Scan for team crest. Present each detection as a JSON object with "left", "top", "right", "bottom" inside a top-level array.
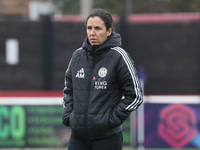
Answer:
[{"left": 98, "top": 67, "right": 107, "bottom": 78}]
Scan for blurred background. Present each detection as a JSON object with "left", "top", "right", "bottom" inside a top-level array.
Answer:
[{"left": 0, "top": 0, "right": 200, "bottom": 150}]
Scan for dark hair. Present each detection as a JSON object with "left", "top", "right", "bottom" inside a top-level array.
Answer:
[{"left": 86, "top": 8, "right": 113, "bottom": 31}]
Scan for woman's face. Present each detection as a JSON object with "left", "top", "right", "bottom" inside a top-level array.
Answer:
[{"left": 87, "top": 16, "right": 112, "bottom": 45}]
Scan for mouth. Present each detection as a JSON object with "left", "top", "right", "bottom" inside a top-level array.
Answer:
[
  {"left": 90, "top": 38, "right": 97, "bottom": 41},
  {"left": 90, "top": 39, "right": 98, "bottom": 44}
]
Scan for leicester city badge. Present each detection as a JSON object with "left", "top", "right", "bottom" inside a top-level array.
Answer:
[{"left": 98, "top": 67, "right": 107, "bottom": 78}]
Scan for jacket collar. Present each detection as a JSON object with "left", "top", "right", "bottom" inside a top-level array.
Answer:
[{"left": 82, "top": 32, "right": 122, "bottom": 56}]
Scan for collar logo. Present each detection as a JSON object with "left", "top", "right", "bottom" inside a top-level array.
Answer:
[
  {"left": 98, "top": 67, "right": 107, "bottom": 78},
  {"left": 76, "top": 68, "right": 85, "bottom": 78}
]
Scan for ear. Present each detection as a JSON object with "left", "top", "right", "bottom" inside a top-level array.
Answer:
[{"left": 107, "top": 28, "right": 112, "bottom": 36}]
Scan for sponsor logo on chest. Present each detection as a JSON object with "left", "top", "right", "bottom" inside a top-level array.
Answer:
[{"left": 94, "top": 81, "right": 107, "bottom": 89}]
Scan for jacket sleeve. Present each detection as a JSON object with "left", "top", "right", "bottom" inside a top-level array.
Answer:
[
  {"left": 110, "top": 48, "right": 143, "bottom": 127},
  {"left": 62, "top": 58, "right": 73, "bottom": 126}
]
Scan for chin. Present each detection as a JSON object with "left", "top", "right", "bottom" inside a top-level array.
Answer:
[{"left": 91, "top": 43, "right": 99, "bottom": 45}]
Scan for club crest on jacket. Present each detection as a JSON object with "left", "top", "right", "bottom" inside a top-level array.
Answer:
[{"left": 98, "top": 67, "right": 107, "bottom": 78}]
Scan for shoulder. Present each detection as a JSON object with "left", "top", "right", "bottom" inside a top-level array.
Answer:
[
  {"left": 110, "top": 46, "right": 129, "bottom": 59},
  {"left": 74, "top": 47, "right": 84, "bottom": 54},
  {"left": 110, "top": 46, "right": 134, "bottom": 67},
  {"left": 72, "top": 47, "right": 85, "bottom": 58}
]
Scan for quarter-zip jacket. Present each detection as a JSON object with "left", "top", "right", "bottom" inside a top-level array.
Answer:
[{"left": 62, "top": 32, "right": 143, "bottom": 139}]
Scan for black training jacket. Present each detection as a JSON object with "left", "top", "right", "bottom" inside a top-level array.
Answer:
[{"left": 62, "top": 32, "right": 143, "bottom": 139}]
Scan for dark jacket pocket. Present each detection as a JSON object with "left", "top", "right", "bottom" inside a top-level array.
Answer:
[
  {"left": 62, "top": 108, "right": 70, "bottom": 126},
  {"left": 109, "top": 111, "right": 122, "bottom": 127}
]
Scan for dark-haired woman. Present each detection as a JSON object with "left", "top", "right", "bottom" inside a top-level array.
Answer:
[{"left": 62, "top": 8, "right": 143, "bottom": 150}]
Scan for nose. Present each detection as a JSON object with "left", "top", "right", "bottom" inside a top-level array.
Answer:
[{"left": 90, "top": 29, "right": 95, "bottom": 36}]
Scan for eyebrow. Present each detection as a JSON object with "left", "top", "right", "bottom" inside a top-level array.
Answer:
[{"left": 87, "top": 25, "right": 102, "bottom": 28}]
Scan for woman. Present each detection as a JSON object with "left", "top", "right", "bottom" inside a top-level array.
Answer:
[{"left": 62, "top": 8, "right": 143, "bottom": 150}]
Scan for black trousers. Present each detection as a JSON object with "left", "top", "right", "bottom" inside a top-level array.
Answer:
[{"left": 67, "top": 132, "right": 123, "bottom": 150}]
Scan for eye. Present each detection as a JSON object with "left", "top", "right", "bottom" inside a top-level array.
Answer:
[
  {"left": 95, "top": 26, "right": 101, "bottom": 30},
  {"left": 87, "top": 26, "right": 92, "bottom": 30}
]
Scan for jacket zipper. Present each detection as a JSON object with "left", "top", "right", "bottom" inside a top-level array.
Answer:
[{"left": 85, "top": 57, "right": 96, "bottom": 139}]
